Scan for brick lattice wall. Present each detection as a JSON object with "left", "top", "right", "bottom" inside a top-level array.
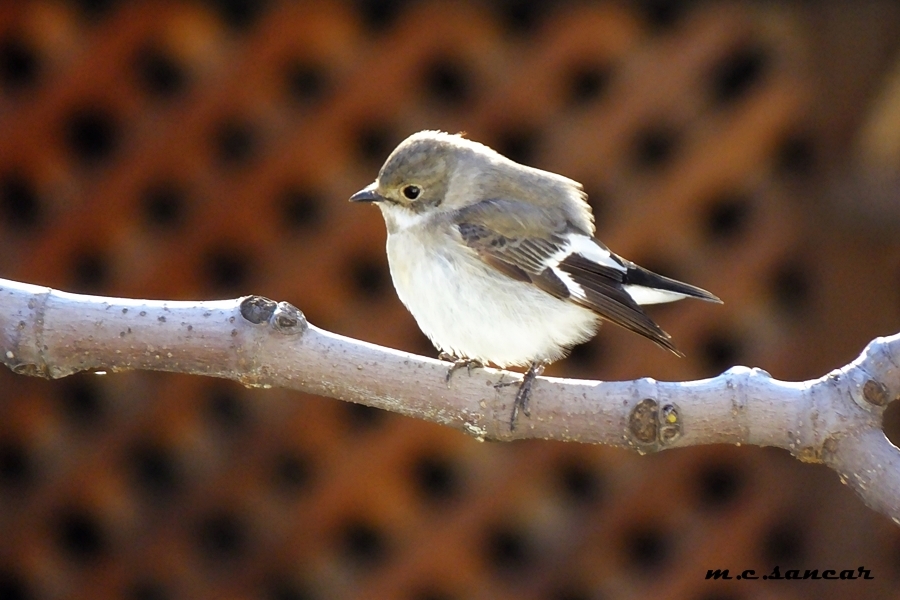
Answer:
[{"left": 2, "top": 2, "right": 900, "bottom": 599}]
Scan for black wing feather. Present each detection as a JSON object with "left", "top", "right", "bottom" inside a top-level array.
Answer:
[{"left": 557, "top": 253, "right": 681, "bottom": 354}]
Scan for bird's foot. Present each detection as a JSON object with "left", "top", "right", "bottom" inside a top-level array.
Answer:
[
  {"left": 507, "top": 362, "right": 545, "bottom": 431},
  {"left": 439, "top": 353, "right": 484, "bottom": 384}
]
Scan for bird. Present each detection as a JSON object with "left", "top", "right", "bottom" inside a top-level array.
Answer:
[{"left": 350, "top": 130, "right": 721, "bottom": 429}]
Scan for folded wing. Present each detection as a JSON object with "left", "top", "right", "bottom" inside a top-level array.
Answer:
[{"left": 455, "top": 199, "right": 720, "bottom": 355}]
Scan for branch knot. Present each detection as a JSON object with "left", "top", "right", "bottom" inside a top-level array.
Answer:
[
  {"left": 239, "top": 296, "right": 307, "bottom": 335},
  {"left": 863, "top": 379, "right": 890, "bottom": 407},
  {"left": 240, "top": 296, "right": 277, "bottom": 324},
  {"left": 272, "top": 302, "right": 307, "bottom": 335},
  {"left": 628, "top": 398, "right": 683, "bottom": 452}
]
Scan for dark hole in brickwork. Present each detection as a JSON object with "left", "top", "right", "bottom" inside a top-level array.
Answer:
[
  {"left": 556, "top": 456, "right": 604, "bottom": 504},
  {"left": 484, "top": 524, "right": 533, "bottom": 574},
  {"left": 342, "top": 402, "right": 388, "bottom": 432},
  {"left": 214, "top": 118, "right": 258, "bottom": 167},
  {"left": 775, "top": 133, "right": 815, "bottom": 177},
  {"left": 632, "top": 124, "right": 680, "bottom": 172},
  {"left": 761, "top": 519, "right": 806, "bottom": 564},
  {"left": 703, "top": 191, "right": 753, "bottom": 244},
  {"left": 59, "top": 376, "right": 106, "bottom": 427},
  {"left": 129, "top": 441, "right": 182, "bottom": 497},
  {"left": 272, "top": 450, "right": 314, "bottom": 494},
  {"left": 0, "top": 442, "right": 33, "bottom": 489},
  {"left": 494, "top": 127, "right": 541, "bottom": 166},
  {"left": 55, "top": 507, "right": 109, "bottom": 563},
  {"left": 565, "top": 62, "right": 612, "bottom": 107},
  {"left": 421, "top": 55, "right": 472, "bottom": 107},
  {"left": 700, "top": 330, "right": 743, "bottom": 374},
  {"left": 623, "top": 525, "right": 670, "bottom": 570},
  {"left": 279, "top": 186, "right": 324, "bottom": 231},
  {"left": 769, "top": 260, "right": 812, "bottom": 316},
  {"left": 206, "top": 386, "right": 250, "bottom": 431},
  {"left": 0, "top": 569, "right": 33, "bottom": 600},
  {"left": 339, "top": 518, "right": 389, "bottom": 567},
  {"left": 349, "top": 255, "right": 389, "bottom": 299},
  {"left": 695, "top": 461, "right": 744, "bottom": 509},
  {"left": 355, "top": 124, "right": 398, "bottom": 166},
  {"left": 196, "top": 510, "right": 249, "bottom": 561},
  {"left": 0, "top": 172, "right": 42, "bottom": 230},
  {"left": 411, "top": 452, "right": 461, "bottom": 503},
  {"left": 710, "top": 44, "right": 769, "bottom": 106},
  {"left": 203, "top": 244, "right": 253, "bottom": 292},
  {"left": 141, "top": 179, "right": 188, "bottom": 230},
  {"left": 205, "top": 0, "right": 269, "bottom": 30},
  {"left": 64, "top": 105, "right": 120, "bottom": 166},
  {"left": 284, "top": 60, "right": 329, "bottom": 105},
  {"left": 355, "top": 0, "right": 409, "bottom": 31},
  {"left": 0, "top": 34, "right": 41, "bottom": 91},
  {"left": 134, "top": 44, "right": 188, "bottom": 99},
  {"left": 127, "top": 579, "right": 170, "bottom": 600}
]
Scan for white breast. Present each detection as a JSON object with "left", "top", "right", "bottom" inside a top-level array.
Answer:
[{"left": 385, "top": 227, "right": 599, "bottom": 368}]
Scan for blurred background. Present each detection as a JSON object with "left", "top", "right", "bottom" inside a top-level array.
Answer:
[{"left": 2, "top": 1, "right": 900, "bottom": 599}]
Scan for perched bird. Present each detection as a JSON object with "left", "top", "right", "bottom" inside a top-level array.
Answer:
[{"left": 350, "top": 130, "right": 720, "bottom": 429}]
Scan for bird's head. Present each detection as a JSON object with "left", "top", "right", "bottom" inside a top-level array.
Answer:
[{"left": 350, "top": 131, "right": 485, "bottom": 229}]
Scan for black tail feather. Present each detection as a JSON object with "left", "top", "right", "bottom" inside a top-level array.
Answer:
[{"left": 623, "top": 262, "right": 722, "bottom": 303}]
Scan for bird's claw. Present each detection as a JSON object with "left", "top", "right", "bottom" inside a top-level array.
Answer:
[
  {"left": 493, "top": 377, "right": 514, "bottom": 389},
  {"left": 440, "top": 353, "right": 484, "bottom": 384},
  {"left": 507, "top": 363, "right": 545, "bottom": 431}
]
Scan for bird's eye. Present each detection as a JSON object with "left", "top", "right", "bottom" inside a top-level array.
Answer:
[{"left": 402, "top": 185, "right": 421, "bottom": 200}]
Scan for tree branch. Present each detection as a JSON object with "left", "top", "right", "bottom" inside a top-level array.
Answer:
[{"left": 2, "top": 277, "right": 899, "bottom": 522}]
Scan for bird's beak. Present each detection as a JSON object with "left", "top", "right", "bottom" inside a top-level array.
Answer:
[{"left": 349, "top": 182, "right": 385, "bottom": 203}]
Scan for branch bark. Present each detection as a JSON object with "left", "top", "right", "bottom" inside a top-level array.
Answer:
[{"left": 2, "top": 277, "right": 899, "bottom": 522}]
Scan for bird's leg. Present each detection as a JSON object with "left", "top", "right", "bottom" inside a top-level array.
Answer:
[
  {"left": 509, "top": 362, "right": 545, "bottom": 431},
  {"left": 439, "top": 352, "right": 484, "bottom": 384}
]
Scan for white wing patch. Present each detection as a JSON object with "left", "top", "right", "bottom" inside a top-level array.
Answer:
[
  {"left": 550, "top": 266, "right": 586, "bottom": 300},
  {"left": 623, "top": 285, "right": 690, "bottom": 305},
  {"left": 562, "top": 234, "right": 624, "bottom": 270},
  {"left": 546, "top": 234, "right": 623, "bottom": 269}
]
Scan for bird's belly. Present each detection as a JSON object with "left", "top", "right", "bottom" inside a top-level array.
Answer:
[{"left": 386, "top": 233, "right": 598, "bottom": 367}]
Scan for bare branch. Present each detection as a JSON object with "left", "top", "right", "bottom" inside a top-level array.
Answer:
[{"left": 1, "top": 277, "right": 899, "bottom": 522}]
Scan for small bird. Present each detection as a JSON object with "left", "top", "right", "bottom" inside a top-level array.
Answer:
[{"left": 350, "top": 130, "right": 720, "bottom": 429}]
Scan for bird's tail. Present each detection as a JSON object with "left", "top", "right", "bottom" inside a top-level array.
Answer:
[{"left": 622, "top": 261, "right": 722, "bottom": 305}]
